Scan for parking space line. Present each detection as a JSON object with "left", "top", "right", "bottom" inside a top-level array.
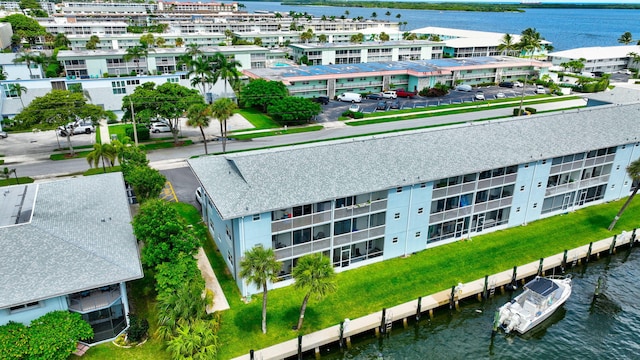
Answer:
[{"left": 160, "top": 180, "right": 178, "bottom": 202}]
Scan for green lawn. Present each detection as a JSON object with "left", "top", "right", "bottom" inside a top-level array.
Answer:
[
  {"left": 77, "top": 196, "right": 640, "bottom": 360},
  {"left": 235, "top": 108, "right": 279, "bottom": 130},
  {"left": 0, "top": 177, "right": 34, "bottom": 186}
]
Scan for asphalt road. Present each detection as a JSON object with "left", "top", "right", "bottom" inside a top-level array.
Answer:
[{"left": 2, "top": 97, "right": 587, "bottom": 180}]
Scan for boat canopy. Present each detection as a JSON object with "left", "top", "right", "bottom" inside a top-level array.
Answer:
[{"left": 524, "top": 277, "right": 559, "bottom": 297}]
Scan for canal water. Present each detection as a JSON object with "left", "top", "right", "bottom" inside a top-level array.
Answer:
[
  {"left": 316, "top": 247, "right": 640, "bottom": 359},
  {"left": 241, "top": 2, "right": 640, "bottom": 51}
]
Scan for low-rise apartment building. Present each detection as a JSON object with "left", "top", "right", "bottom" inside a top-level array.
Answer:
[
  {"left": 547, "top": 45, "right": 640, "bottom": 73},
  {"left": 189, "top": 103, "right": 640, "bottom": 296},
  {"left": 244, "top": 56, "right": 549, "bottom": 99},
  {"left": 0, "top": 173, "right": 143, "bottom": 344}
]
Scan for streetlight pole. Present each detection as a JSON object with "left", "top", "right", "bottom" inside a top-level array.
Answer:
[{"left": 129, "top": 98, "right": 139, "bottom": 146}]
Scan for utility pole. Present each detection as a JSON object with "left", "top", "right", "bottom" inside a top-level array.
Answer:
[{"left": 129, "top": 98, "right": 139, "bottom": 146}]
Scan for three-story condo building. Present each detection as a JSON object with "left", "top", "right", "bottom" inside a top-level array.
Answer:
[{"left": 189, "top": 104, "right": 640, "bottom": 296}]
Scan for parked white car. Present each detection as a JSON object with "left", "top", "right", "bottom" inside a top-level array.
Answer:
[
  {"left": 513, "top": 81, "right": 524, "bottom": 88},
  {"left": 382, "top": 90, "right": 397, "bottom": 99},
  {"left": 150, "top": 122, "right": 171, "bottom": 133},
  {"left": 536, "top": 85, "right": 546, "bottom": 94},
  {"left": 348, "top": 104, "right": 361, "bottom": 112},
  {"left": 57, "top": 119, "right": 95, "bottom": 137},
  {"left": 474, "top": 91, "right": 485, "bottom": 100}
]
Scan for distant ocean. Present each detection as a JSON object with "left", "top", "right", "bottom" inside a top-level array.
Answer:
[{"left": 240, "top": 2, "right": 640, "bottom": 51}]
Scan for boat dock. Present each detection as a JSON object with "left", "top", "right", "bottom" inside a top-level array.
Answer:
[{"left": 233, "top": 229, "right": 637, "bottom": 360}]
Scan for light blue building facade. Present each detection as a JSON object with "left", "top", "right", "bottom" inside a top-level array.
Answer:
[{"left": 189, "top": 104, "right": 640, "bottom": 296}]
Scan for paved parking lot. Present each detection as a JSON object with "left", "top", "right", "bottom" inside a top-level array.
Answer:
[{"left": 315, "top": 85, "right": 541, "bottom": 121}]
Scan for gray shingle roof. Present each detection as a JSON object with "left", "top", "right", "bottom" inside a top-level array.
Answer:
[
  {"left": 0, "top": 173, "right": 143, "bottom": 309},
  {"left": 189, "top": 103, "right": 640, "bottom": 220}
]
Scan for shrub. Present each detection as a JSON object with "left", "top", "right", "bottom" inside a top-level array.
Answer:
[
  {"left": 513, "top": 109, "right": 526, "bottom": 116},
  {"left": 126, "top": 314, "right": 149, "bottom": 343},
  {"left": 422, "top": 87, "right": 447, "bottom": 97},
  {"left": 125, "top": 125, "right": 150, "bottom": 141},
  {"left": 352, "top": 111, "right": 364, "bottom": 119},
  {"left": 524, "top": 107, "right": 537, "bottom": 114}
]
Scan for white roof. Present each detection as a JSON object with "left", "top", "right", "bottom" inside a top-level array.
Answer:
[{"left": 548, "top": 45, "right": 640, "bottom": 60}]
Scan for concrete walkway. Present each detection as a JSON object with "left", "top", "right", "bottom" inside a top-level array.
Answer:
[
  {"left": 196, "top": 247, "right": 230, "bottom": 313},
  {"left": 99, "top": 121, "right": 111, "bottom": 144}
]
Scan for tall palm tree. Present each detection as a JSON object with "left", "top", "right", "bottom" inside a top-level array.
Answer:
[
  {"left": 175, "top": 37, "right": 184, "bottom": 48},
  {"left": 8, "top": 83, "right": 27, "bottom": 109},
  {"left": 292, "top": 253, "right": 336, "bottom": 330},
  {"left": 186, "top": 103, "right": 211, "bottom": 154},
  {"left": 212, "top": 52, "right": 241, "bottom": 98},
  {"left": 86, "top": 143, "right": 117, "bottom": 173},
  {"left": 239, "top": 245, "right": 281, "bottom": 334},
  {"left": 497, "top": 33, "right": 517, "bottom": 56},
  {"left": 124, "top": 44, "right": 152, "bottom": 74},
  {"left": 185, "top": 43, "right": 203, "bottom": 58},
  {"left": 371, "top": 12, "right": 377, "bottom": 19},
  {"left": 628, "top": 52, "right": 640, "bottom": 72},
  {"left": 13, "top": 52, "right": 42, "bottom": 78},
  {"left": 300, "top": 29, "right": 313, "bottom": 44},
  {"left": 608, "top": 158, "right": 640, "bottom": 230},
  {"left": 516, "top": 28, "right": 543, "bottom": 116},
  {"left": 187, "top": 56, "right": 214, "bottom": 99},
  {"left": 618, "top": 31, "right": 633, "bottom": 45},
  {"left": 210, "top": 97, "right": 237, "bottom": 153},
  {"left": 54, "top": 33, "right": 70, "bottom": 48}
]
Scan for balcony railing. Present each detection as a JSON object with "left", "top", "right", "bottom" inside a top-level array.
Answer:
[{"left": 68, "top": 285, "right": 121, "bottom": 313}]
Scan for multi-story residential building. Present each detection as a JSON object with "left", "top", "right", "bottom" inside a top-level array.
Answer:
[
  {"left": 40, "top": 19, "right": 129, "bottom": 37},
  {"left": 243, "top": 56, "right": 549, "bottom": 99},
  {"left": 0, "top": 173, "right": 143, "bottom": 344},
  {"left": 289, "top": 40, "right": 443, "bottom": 66},
  {"left": 156, "top": 1, "right": 238, "bottom": 13},
  {"left": 56, "top": 46, "right": 280, "bottom": 77},
  {"left": 0, "top": 73, "right": 193, "bottom": 118},
  {"left": 411, "top": 27, "right": 552, "bottom": 58},
  {"left": 547, "top": 45, "right": 639, "bottom": 74},
  {"left": 58, "top": 1, "right": 157, "bottom": 15},
  {"left": 188, "top": 103, "right": 640, "bottom": 296}
]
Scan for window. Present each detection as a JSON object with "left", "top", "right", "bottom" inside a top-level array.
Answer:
[
  {"left": 394, "top": 213, "right": 400, "bottom": 219},
  {"left": 111, "top": 80, "right": 126, "bottom": 95},
  {"left": 252, "top": 214, "right": 260, "bottom": 221},
  {"left": 10, "top": 301, "right": 40, "bottom": 313},
  {"left": 420, "top": 183, "right": 427, "bottom": 188}
]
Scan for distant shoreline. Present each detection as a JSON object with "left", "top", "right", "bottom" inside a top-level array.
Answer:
[{"left": 276, "top": 1, "right": 640, "bottom": 12}]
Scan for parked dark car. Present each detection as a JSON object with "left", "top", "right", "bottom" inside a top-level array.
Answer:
[
  {"left": 389, "top": 100, "right": 401, "bottom": 109},
  {"left": 376, "top": 101, "right": 388, "bottom": 110},
  {"left": 499, "top": 81, "right": 514, "bottom": 88},
  {"left": 311, "top": 96, "right": 330, "bottom": 105},
  {"left": 367, "top": 93, "right": 384, "bottom": 100}
]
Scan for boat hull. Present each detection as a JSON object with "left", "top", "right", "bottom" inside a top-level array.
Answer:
[{"left": 498, "top": 275, "right": 572, "bottom": 334}]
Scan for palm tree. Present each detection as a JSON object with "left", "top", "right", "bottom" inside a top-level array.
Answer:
[
  {"left": 8, "top": 83, "right": 27, "bottom": 109},
  {"left": 124, "top": 44, "right": 152, "bottom": 74},
  {"left": 13, "top": 52, "right": 42, "bottom": 78},
  {"left": 212, "top": 52, "right": 241, "bottom": 98},
  {"left": 516, "top": 28, "right": 543, "bottom": 116},
  {"left": 210, "top": 97, "right": 237, "bottom": 153},
  {"left": 86, "top": 35, "right": 100, "bottom": 50},
  {"left": 379, "top": 32, "right": 390, "bottom": 42},
  {"left": 167, "top": 319, "right": 219, "bottom": 359},
  {"left": 187, "top": 56, "right": 214, "bottom": 99},
  {"left": 86, "top": 143, "right": 117, "bottom": 173},
  {"left": 175, "top": 37, "right": 184, "bottom": 48},
  {"left": 628, "top": 52, "right": 640, "bottom": 72},
  {"left": 608, "top": 158, "right": 640, "bottom": 231},
  {"left": 371, "top": 12, "right": 377, "bottom": 19},
  {"left": 618, "top": 31, "right": 633, "bottom": 45},
  {"left": 385, "top": 11, "right": 391, "bottom": 20},
  {"left": 54, "top": 33, "right": 70, "bottom": 48},
  {"left": 318, "top": 34, "right": 328, "bottom": 44},
  {"left": 185, "top": 43, "right": 203, "bottom": 58},
  {"left": 497, "top": 33, "right": 517, "bottom": 56},
  {"left": 300, "top": 29, "right": 313, "bottom": 44},
  {"left": 186, "top": 103, "right": 211, "bottom": 154},
  {"left": 292, "top": 253, "right": 336, "bottom": 330},
  {"left": 239, "top": 245, "right": 281, "bottom": 334}
]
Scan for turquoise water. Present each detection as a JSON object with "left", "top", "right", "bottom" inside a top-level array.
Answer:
[
  {"left": 315, "top": 248, "right": 640, "bottom": 359},
  {"left": 241, "top": 2, "right": 640, "bottom": 51},
  {"left": 274, "top": 63, "right": 291, "bottom": 67}
]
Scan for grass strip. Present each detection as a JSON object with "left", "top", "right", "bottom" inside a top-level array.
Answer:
[
  {"left": 346, "top": 96, "right": 581, "bottom": 126},
  {"left": 50, "top": 150, "right": 92, "bottom": 160},
  {"left": 215, "top": 198, "right": 640, "bottom": 358},
  {"left": 0, "top": 177, "right": 34, "bottom": 186},
  {"left": 232, "top": 125, "right": 323, "bottom": 140}
]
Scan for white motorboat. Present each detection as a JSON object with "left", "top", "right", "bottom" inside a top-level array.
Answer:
[{"left": 497, "top": 275, "right": 572, "bottom": 334}]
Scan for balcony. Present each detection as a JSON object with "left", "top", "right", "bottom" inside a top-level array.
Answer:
[{"left": 68, "top": 285, "right": 121, "bottom": 313}]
